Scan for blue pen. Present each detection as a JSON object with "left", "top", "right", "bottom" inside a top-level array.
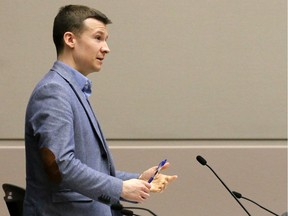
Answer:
[{"left": 148, "top": 159, "right": 167, "bottom": 183}]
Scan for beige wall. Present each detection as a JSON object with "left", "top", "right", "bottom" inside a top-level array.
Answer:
[
  {"left": 0, "top": 0, "right": 286, "bottom": 139},
  {"left": 0, "top": 0, "right": 287, "bottom": 215}
]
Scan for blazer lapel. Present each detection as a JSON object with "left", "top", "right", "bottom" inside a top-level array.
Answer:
[{"left": 53, "top": 65, "right": 108, "bottom": 156}]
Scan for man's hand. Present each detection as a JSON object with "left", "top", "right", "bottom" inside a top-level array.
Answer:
[
  {"left": 139, "top": 162, "right": 178, "bottom": 192},
  {"left": 121, "top": 179, "right": 151, "bottom": 203}
]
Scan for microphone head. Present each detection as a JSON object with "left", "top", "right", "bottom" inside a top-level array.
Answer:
[
  {"left": 232, "top": 191, "right": 242, "bottom": 199},
  {"left": 196, "top": 155, "right": 207, "bottom": 166}
]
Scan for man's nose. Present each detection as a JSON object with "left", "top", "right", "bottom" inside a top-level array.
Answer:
[{"left": 101, "top": 42, "right": 110, "bottom": 54}]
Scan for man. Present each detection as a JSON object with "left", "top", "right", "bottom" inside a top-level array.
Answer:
[{"left": 24, "top": 5, "right": 177, "bottom": 216}]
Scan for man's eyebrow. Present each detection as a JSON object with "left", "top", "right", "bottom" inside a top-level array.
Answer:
[
  {"left": 95, "top": 30, "right": 105, "bottom": 34},
  {"left": 94, "top": 30, "right": 109, "bottom": 39}
]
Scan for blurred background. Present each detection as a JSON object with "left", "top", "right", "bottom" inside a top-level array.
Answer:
[{"left": 0, "top": 0, "right": 286, "bottom": 215}]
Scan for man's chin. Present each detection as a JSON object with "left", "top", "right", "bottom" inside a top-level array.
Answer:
[
  {"left": 94, "top": 66, "right": 102, "bottom": 72},
  {"left": 88, "top": 67, "right": 102, "bottom": 75}
]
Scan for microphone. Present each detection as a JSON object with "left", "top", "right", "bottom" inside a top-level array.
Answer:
[
  {"left": 121, "top": 209, "right": 136, "bottom": 216},
  {"left": 232, "top": 191, "right": 280, "bottom": 216},
  {"left": 111, "top": 203, "right": 157, "bottom": 216},
  {"left": 111, "top": 203, "right": 137, "bottom": 216},
  {"left": 124, "top": 206, "right": 157, "bottom": 216},
  {"left": 196, "top": 155, "right": 251, "bottom": 216}
]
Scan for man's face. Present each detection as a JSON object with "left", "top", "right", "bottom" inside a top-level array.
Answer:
[{"left": 72, "top": 18, "right": 110, "bottom": 76}]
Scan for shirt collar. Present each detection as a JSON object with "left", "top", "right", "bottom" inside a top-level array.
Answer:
[{"left": 57, "top": 61, "right": 92, "bottom": 97}]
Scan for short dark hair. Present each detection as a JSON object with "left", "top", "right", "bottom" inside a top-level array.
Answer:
[{"left": 53, "top": 5, "right": 112, "bottom": 55}]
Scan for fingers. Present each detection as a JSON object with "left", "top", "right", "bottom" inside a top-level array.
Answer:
[
  {"left": 138, "top": 166, "right": 158, "bottom": 181},
  {"left": 150, "top": 174, "right": 178, "bottom": 193},
  {"left": 121, "top": 179, "right": 151, "bottom": 203},
  {"left": 139, "top": 186, "right": 150, "bottom": 202},
  {"left": 156, "top": 181, "right": 166, "bottom": 193},
  {"left": 167, "top": 174, "right": 178, "bottom": 183},
  {"left": 159, "top": 162, "right": 170, "bottom": 171},
  {"left": 162, "top": 175, "right": 178, "bottom": 192},
  {"left": 152, "top": 180, "right": 167, "bottom": 193},
  {"left": 137, "top": 181, "right": 151, "bottom": 202},
  {"left": 139, "top": 162, "right": 172, "bottom": 181},
  {"left": 136, "top": 162, "right": 178, "bottom": 194}
]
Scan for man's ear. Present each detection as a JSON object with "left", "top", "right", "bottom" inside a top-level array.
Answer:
[{"left": 63, "top": 32, "right": 76, "bottom": 49}]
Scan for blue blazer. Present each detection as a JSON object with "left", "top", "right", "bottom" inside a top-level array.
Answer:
[{"left": 24, "top": 61, "right": 138, "bottom": 216}]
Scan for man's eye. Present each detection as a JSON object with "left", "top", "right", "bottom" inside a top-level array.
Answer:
[{"left": 95, "top": 35, "right": 102, "bottom": 40}]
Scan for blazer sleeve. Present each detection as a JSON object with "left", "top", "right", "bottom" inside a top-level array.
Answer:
[{"left": 116, "top": 171, "right": 139, "bottom": 181}]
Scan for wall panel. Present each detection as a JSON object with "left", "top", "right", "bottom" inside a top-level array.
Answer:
[
  {"left": 0, "top": 0, "right": 286, "bottom": 139},
  {"left": 0, "top": 140, "right": 287, "bottom": 216}
]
